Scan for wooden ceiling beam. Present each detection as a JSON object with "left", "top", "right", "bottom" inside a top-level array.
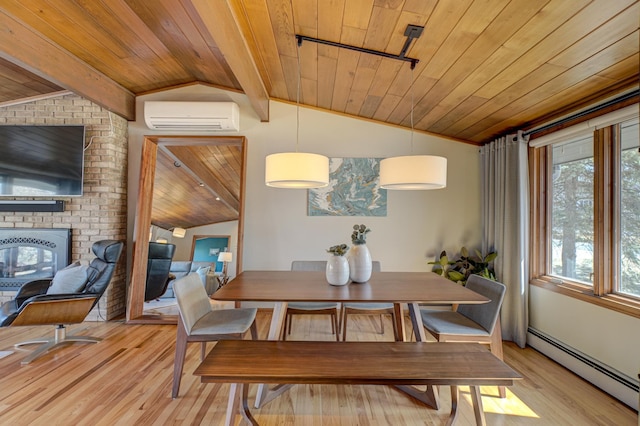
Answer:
[
  {"left": 0, "top": 10, "right": 135, "bottom": 120},
  {"left": 190, "top": 0, "right": 270, "bottom": 122}
]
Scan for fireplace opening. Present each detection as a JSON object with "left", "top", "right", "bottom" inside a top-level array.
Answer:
[{"left": 0, "top": 228, "right": 71, "bottom": 291}]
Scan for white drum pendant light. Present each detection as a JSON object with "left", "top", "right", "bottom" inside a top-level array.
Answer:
[
  {"left": 379, "top": 59, "right": 447, "bottom": 190},
  {"left": 265, "top": 37, "right": 329, "bottom": 189},
  {"left": 265, "top": 152, "right": 329, "bottom": 188},
  {"left": 380, "top": 155, "right": 447, "bottom": 190}
]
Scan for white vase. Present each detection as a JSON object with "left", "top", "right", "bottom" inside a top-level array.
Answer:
[
  {"left": 348, "top": 243, "right": 372, "bottom": 283},
  {"left": 326, "top": 255, "right": 350, "bottom": 286}
]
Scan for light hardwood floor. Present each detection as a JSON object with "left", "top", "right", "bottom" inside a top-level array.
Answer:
[{"left": 0, "top": 311, "right": 636, "bottom": 425}]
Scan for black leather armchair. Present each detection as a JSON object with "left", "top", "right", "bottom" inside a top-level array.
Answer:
[
  {"left": 0, "top": 239, "right": 124, "bottom": 364},
  {"left": 144, "top": 242, "right": 176, "bottom": 301}
]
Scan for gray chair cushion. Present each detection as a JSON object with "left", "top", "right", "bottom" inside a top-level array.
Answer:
[
  {"left": 343, "top": 302, "right": 393, "bottom": 310},
  {"left": 174, "top": 272, "right": 256, "bottom": 336},
  {"left": 420, "top": 275, "right": 507, "bottom": 336},
  {"left": 457, "top": 275, "right": 506, "bottom": 334},
  {"left": 174, "top": 273, "right": 213, "bottom": 333},
  {"left": 190, "top": 307, "right": 257, "bottom": 336},
  {"left": 46, "top": 262, "right": 89, "bottom": 294},
  {"left": 289, "top": 302, "right": 339, "bottom": 310},
  {"left": 420, "top": 309, "right": 490, "bottom": 335}
]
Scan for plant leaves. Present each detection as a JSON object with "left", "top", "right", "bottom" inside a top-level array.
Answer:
[{"left": 448, "top": 270, "right": 465, "bottom": 281}]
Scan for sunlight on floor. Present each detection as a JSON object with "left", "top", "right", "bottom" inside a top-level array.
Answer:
[{"left": 460, "top": 386, "right": 540, "bottom": 419}]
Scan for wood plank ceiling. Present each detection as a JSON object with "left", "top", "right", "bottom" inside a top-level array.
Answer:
[
  {"left": 0, "top": 0, "right": 637, "bottom": 229},
  {"left": 153, "top": 141, "right": 243, "bottom": 230}
]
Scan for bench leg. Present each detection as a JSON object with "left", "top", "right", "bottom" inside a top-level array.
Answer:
[
  {"left": 469, "top": 386, "right": 486, "bottom": 426},
  {"left": 240, "top": 383, "right": 259, "bottom": 425},
  {"left": 394, "top": 384, "right": 440, "bottom": 410},
  {"left": 445, "top": 385, "right": 459, "bottom": 426},
  {"left": 255, "top": 301, "right": 288, "bottom": 408},
  {"left": 226, "top": 383, "right": 259, "bottom": 426}
]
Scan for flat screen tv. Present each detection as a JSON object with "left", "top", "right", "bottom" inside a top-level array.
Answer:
[{"left": 0, "top": 125, "right": 85, "bottom": 197}]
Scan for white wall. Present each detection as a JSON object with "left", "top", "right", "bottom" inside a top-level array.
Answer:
[
  {"left": 529, "top": 285, "right": 640, "bottom": 407},
  {"left": 127, "top": 84, "right": 482, "bottom": 276}
]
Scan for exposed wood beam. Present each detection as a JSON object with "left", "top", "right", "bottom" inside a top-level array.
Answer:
[
  {"left": 190, "top": 0, "right": 270, "bottom": 122},
  {"left": 0, "top": 10, "right": 135, "bottom": 120}
]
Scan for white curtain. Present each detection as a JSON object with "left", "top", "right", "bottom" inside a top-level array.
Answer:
[{"left": 480, "top": 131, "right": 529, "bottom": 348}]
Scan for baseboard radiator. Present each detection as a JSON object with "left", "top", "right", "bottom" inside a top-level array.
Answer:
[{"left": 527, "top": 327, "right": 639, "bottom": 411}]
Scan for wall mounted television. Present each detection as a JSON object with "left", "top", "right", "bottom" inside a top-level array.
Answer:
[{"left": 0, "top": 125, "right": 85, "bottom": 197}]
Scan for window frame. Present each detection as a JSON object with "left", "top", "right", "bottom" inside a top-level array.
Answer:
[{"left": 530, "top": 119, "right": 640, "bottom": 319}]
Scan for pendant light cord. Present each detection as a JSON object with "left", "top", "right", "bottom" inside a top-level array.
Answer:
[
  {"left": 296, "top": 40, "right": 301, "bottom": 153},
  {"left": 410, "top": 65, "right": 415, "bottom": 153}
]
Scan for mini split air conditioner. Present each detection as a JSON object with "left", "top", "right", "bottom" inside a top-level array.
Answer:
[{"left": 144, "top": 101, "right": 240, "bottom": 131}]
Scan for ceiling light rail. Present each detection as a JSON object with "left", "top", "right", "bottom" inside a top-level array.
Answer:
[{"left": 296, "top": 24, "right": 423, "bottom": 69}]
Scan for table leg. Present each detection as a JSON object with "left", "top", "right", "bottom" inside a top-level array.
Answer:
[
  {"left": 393, "top": 303, "right": 405, "bottom": 342},
  {"left": 470, "top": 385, "right": 487, "bottom": 426},
  {"left": 407, "top": 302, "right": 427, "bottom": 342},
  {"left": 254, "top": 301, "right": 289, "bottom": 408},
  {"left": 225, "top": 383, "right": 241, "bottom": 426}
]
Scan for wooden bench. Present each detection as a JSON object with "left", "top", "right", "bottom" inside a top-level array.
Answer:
[{"left": 194, "top": 341, "right": 522, "bottom": 426}]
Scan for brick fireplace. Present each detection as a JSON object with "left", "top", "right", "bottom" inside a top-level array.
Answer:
[{"left": 0, "top": 93, "right": 128, "bottom": 320}]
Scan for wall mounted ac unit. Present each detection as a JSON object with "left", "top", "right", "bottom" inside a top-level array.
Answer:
[{"left": 144, "top": 101, "right": 240, "bottom": 131}]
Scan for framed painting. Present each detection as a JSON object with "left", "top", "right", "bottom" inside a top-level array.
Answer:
[{"left": 308, "top": 157, "right": 387, "bottom": 216}]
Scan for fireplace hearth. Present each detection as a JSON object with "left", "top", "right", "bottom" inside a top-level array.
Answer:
[{"left": 0, "top": 228, "right": 71, "bottom": 291}]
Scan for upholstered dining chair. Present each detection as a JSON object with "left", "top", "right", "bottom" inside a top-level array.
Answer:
[
  {"left": 338, "top": 261, "right": 398, "bottom": 341},
  {"left": 419, "top": 274, "right": 507, "bottom": 397},
  {"left": 283, "top": 261, "right": 340, "bottom": 341},
  {"left": 172, "top": 272, "right": 258, "bottom": 398}
]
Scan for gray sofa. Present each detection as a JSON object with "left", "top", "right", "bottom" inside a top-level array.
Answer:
[{"left": 162, "top": 260, "right": 217, "bottom": 298}]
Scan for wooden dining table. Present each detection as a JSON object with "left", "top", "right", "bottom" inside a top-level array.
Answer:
[{"left": 212, "top": 270, "right": 491, "bottom": 408}]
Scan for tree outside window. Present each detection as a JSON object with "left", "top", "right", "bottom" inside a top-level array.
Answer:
[{"left": 551, "top": 136, "right": 594, "bottom": 284}]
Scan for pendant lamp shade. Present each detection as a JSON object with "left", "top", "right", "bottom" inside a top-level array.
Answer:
[
  {"left": 264, "top": 36, "right": 329, "bottom": 189},
  {"left": 379, "top": 155, "right": 447, "bottom": 190},
  {"left": 265, "top": 152, "right": 329, "bottom": 188},
  {"left": 172, "top": 227, "right": 186, "bottom": 238}
]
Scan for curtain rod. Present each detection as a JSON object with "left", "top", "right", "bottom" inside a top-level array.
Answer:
[{"left": 523, "top": 89, "right": 639, "bottom": 137}]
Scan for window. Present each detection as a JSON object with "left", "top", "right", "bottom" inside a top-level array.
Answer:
[
  {"left": 531, "top": 111, "right": 640, "bottom": 317},
  {"left": 619, "top": 120, "right": 640, "bottom": 298},
  {"left": 551, "top": 135, "right": 594, "bottom": 284}
]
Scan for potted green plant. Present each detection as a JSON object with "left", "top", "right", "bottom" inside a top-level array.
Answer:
[
  {"left": 327, "top": 244, "right": 349, "bottom": 256},
  {"left": 429, "top": 246, "right": 497, "bottom": 284},
  {"left": 351, "top": 224, "right": 371, "bottom": 245},
  {"left": 348, "top": 224, "right": 372, "bottom": 283},
  {"left": 326, "top": 244, "right": 350, "bottom": 286}
]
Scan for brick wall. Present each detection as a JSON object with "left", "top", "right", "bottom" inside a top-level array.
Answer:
[{"left": 0, "top": 93, "right": 128, "bottom": 320}]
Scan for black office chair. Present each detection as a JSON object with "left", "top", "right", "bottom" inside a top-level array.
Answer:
[
  {"left": 0, "top": 240, "right": 124, "bottom": 364},
  {"left": 144, "top": 242, "right": 176, "bottom": 301}
]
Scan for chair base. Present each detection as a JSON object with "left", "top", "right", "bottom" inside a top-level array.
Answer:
[{"left": 15, "top": 324, "right": 101, "bottom": 365}]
